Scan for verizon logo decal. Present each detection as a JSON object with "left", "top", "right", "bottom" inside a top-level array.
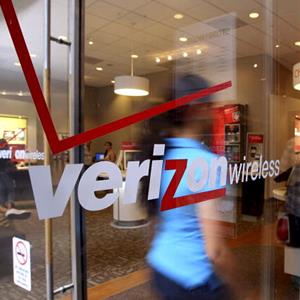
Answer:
[{"left": 28, "top": 144, "right": 279, "bottom": 220}]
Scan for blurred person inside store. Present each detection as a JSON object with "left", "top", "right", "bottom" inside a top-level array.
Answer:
[
  {"left": 0, "top": 139, "right": 31, "bottom": 226},
  {"left": 103, "top": 141, "right": 116, "bottom": 163},
  {"left": 84, "top": 141, "right": 93, "bottom": 166},
  {"left": 140, "top": 74, "right": 248, "bottom": 300},
  {"left": 276, "top": 136, "right": 300, "bottom": 288}
]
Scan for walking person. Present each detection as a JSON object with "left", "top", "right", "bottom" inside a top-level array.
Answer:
[{"left": 140, "top": 74, "right": 247, "bottom": 300}]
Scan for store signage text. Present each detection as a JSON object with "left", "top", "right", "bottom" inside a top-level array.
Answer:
[
  {"left": 28, "top": 144, "right": 280, "bottom": 220},
  {"left": 0, "top": 148, "right": 44, "bottom": 160}
]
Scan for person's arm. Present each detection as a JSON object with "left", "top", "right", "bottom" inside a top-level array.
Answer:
[
  {"left": 110, "top": 151, "right": 116, "bottom": 163},
  {"left": 198, "top": 200, "right": 254, "bottom": 299}
]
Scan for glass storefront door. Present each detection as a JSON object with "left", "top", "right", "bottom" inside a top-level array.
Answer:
[
  {"left": 0, "top": 0, "right": 72, "bottom": 299},
  {"left": 1, "top": 0, "right": 300, "bottom": 299}
]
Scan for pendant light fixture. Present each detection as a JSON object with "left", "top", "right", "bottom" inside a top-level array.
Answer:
[
  {"left": 114, "top": 56, "right": 149, "bottom": 97},
  {"left": 293, "top": 62, "right": 300, "bottom": 91}
]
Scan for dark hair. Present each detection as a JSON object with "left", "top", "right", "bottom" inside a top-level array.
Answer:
[
  {"left": 139, "top": 74, "right": 212, "bottom": 216},
  {"left": 105, "top": 141, "right": 112, "bottom": 146}
]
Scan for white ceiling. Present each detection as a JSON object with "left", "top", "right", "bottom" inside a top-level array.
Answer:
[{"left": 0, "top": 0, "right": 300, "bottom": 97}]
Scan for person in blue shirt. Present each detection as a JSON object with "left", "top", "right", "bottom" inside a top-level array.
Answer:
[{"left": 140, "top": 74, "right": 242, "bottom": 299}]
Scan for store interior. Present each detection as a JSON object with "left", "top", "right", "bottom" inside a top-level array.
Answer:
[{"left": 1, "top": 0, "right": 300, "bottom": 299}]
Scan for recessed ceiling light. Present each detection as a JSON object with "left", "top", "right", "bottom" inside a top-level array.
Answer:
[
  {"left": 179, "top": 37, "right": 188, "bottom": 42},
  {"left": 174, "top": 14, "right": 184, "bottom": 20},
  {"left": 30, "top": 53, "right": 37, "bottom": 58},
  {"left": 96, "top": 67, "right": 103, "bottom": 71},
  {"left": 111, "top": 80, "right": 115, "bottom": 84},
  {"left": 1, "top": 91, "right": 6, "bottom": 95},
  {"left": 196, "top": 49, "right": 202, "bottom": 55},
  {"left": 294, "top": 41, "right": 300, "bottom": 47},
  {"left": 253, "top": 63, "right": 258, "bottom": 68},
  {"left": 275, "top": 44, "right": 280, "bottom": 48},
  {"left": 155, "top": 57, "right": 160, "bottom": 63},
  {"left": 167, "top": 55, "right": 172, "bottom": 61},
  {"left": 249, "top": 12, "right": 259, "bottom": 19},
  {"left": 58, "top": 35, "right": 68, "bottom": 41},
  {"left": 183, "top": 52, "right": 188, "bottom": 58},
  {"left": 131, "top": 54, "right": 138, "bottom": 58},
  {"left": 18, "top": 91, "right": 23, "bottom": 96},
  {"left": 88, "top": 40, "right": 94, "bottom": 45},
  {"left": 14, "top": 62, "right": 21, "bottom": 66}
]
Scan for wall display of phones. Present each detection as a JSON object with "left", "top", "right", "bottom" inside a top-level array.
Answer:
[
  {"left": 246, "top": 133, "right": 264, "bottom": 162},
  {"left": 225, "top": 124, "right": 240, "bottom": 144},
  {"left": 223, "top": 105, "right": 246, "bottom": 163},
  {"left": 225, "top": 144, "right": 240, "bottom": 163}
]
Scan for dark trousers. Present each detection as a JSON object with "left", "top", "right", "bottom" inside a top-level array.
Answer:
[
  {"left": 152, "top": 270, "right": 232, "bottom": 300},
  {"left": 0, "top": 173, "right": 14, "bottom": 206}
]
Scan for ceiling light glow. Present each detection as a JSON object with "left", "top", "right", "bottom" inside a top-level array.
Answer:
[
  {"left": 249, "top": 12, "right": 259, "bottom": 19},
  {"left": 196, "top": 49, "right": 202, "bottom": 55},
  {"left": 96, "top": 67, "right": 103, "bottom": 71},
  {"left": 253, "top": 63, "right": 258, "bottom": 68},
  {"left": 294, "top": 41, "right": 300, "bottom": 47},
  {"left": 174, "top": 14, "right": 184, "bottom": 20},
  {"left": 183, "top": 52, "right": 188, "bottom": 58},
  {"left": 131, "top": 54, "right": 139, "bottom": 58},
  {"left": 155, "top": 57, "right": 161, "bottom": 63},
  {"left": 167, "top": 55, "right": 172, "bottom": 61},
  {"left": 179, "top": 37, "right": 188, "bottom": 42},
  {"left": 114, "top": 75, "right": 149, "bottom": 97}
]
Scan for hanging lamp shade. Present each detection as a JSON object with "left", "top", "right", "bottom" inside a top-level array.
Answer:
[
  {"left": 293, "top": 62, "right": 300, "bottom": 91},
  {"left": 114, "top": 75, "right": 149, "bottom": 96}
]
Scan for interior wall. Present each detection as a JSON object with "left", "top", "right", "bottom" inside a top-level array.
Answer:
[
  {"left": 84, "top": 55, "right": 267, "bottom": 156},
  {"left": 84, "top": 70, "right": 172, "bottom": 155},
  {"left": 84, "top": 55, "right": 300, "bottom": 161},
  {"left": 0, "top": 97, "right": 37, "bottom": 151}
]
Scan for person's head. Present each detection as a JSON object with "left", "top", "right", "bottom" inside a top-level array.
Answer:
[
  {"left": 139, "top": 74, "right": 214, "bottom": 214},
  {"left": 148, "top": 74, "right": 214, "bottom": 141},
  {"left": 104, "top": 141, "right": 112, "bottom": 150}
]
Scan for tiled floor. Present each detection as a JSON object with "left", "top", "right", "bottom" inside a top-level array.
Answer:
[
  {"left": 0, "top": 201, "right": 299, "bottom": 299},
  {"left": 0, "top": 206, "right": 152, "bottom": 300}
]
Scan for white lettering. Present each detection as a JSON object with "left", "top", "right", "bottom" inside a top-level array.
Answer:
[
  {"left": 187, "top": 157, "right": 209, "bottom": 192},
  {"left": 78, "top": 161, "right": 122, "bottom": 211},
  {"left": 208, "top": 156, "right": 227, "bottom": 188},
  {"left": 29, "top": 164, "right": 83, "bottom": 219},
  {"left": 124, "top": 160, "right": 150, "bottom": 204}
]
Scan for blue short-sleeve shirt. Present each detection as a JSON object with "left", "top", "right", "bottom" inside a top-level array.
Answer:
[{"left": 147, "top": 137, "right": 225, "bottom": 289}]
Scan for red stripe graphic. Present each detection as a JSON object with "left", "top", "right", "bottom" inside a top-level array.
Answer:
[
  {"left": 160, "top": 159, "right": 226, "bottom": 211},
  {"left": 161, "top": 188, "right": 226, "bottom": 211},
  {"left": 0, "top": 0, "right": 232, "bottom": 154}
]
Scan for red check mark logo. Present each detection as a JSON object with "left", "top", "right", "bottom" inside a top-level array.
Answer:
[{"left": 0, "top": 0, "right": 231, "bottom": 154}]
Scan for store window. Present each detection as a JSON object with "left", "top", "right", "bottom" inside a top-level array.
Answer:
[{"left": 1, "top": 0, "right": 300, "bottom": 299}]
